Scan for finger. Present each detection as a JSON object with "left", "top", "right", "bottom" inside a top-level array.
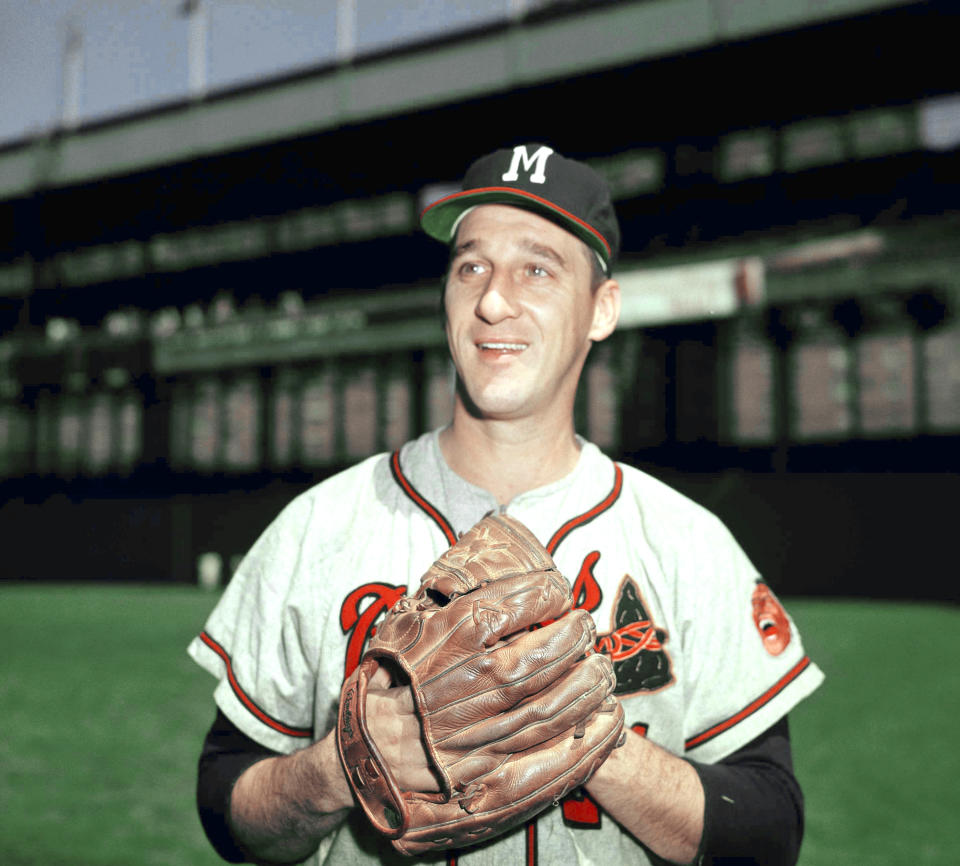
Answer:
[
  {"left": 417, "top": 572, "right": 573, "bottom": 657},
  {"left": 367, "top": 662, "right": 394, "bottom": 689},
  {"left": 365, "top": 684, "right": 440, "bottom": 793}
]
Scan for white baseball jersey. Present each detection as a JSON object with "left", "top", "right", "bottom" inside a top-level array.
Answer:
[{"left": 188, "top": 429, "right": 824, "bottom": 866}]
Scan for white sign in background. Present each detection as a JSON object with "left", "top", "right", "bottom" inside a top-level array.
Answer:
[{"left": 616, "top": 257, "right": 764, "bottom": 329}]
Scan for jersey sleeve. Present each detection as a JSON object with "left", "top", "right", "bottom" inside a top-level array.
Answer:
[
  {"left": 187, "top": 492, "right": 326, "bottom": 754},
  {"left": 678, "top": 513, "right": 824, "bottom": 764}
]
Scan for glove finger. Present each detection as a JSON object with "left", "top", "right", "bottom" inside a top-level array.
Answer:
[
  {"left": 394, "top": 694, "right": 624, "bottom": 856},
  {"left": 416, "top": 513, "right": 556, "bottom": 602},
  {"left": 406, "top": 572, "right": 574, "bottom": 667},
  {"left": 436, "top": 652, "right": 615, "bottom": 757},
  {"left": 418, "top": 610, "right": 597, "bottom": 719},
  {"left": 454, "top": 693, "right": 625, "bottom": 813}
]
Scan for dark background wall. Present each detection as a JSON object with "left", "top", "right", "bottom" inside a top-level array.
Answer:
[
  {"left": 3, "top": 469, "right": 956, "bottom": 602},
  {"left": 1, "top": 0, "right": 958, "bottom": 602}
]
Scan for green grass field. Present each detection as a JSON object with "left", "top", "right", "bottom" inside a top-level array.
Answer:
[{"left": 1, "top": 584, "right": 956, "bottom": 865}]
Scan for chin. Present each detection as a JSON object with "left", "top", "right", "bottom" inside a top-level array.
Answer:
[
  {"left": 472, "top": 397, "right": 530, "bottom": 420},
  {"left": 459, "top": 383, "right": 532, "bottom": 421}
]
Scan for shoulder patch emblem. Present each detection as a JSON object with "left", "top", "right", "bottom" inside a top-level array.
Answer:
[{"left": 751, "top": 580, "right": 792, "bottom": 656}]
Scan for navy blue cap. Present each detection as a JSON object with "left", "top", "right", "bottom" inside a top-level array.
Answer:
[{"left": 421, "top": 144, "right": 620, "bottom": 273}]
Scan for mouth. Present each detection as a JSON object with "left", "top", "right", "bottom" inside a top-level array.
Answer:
[{"left": 476, "top": 341, "right": 528, "bottom": 354}]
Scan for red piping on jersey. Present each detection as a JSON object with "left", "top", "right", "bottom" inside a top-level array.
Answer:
[
  {"left": 546, "top": 463, "right": 623, "bottom": 555},
  {"left": 684, "top": 656, "right": 812, "bottom": 751},
  {"left": 390, "top": 452, "right": 623, "bottom": 555},
  {"left": 390, "top": 450, "right": 458, "bottom": 546},
  {"left": 198, "top": 631, "right": 313, "bottom": 739},
  {"left": 526, "top": 820, "right": 537, "bottom": 863}
]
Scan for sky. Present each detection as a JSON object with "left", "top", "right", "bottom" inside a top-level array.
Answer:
[{"left": 0, "top": 0, "right": 518, "bottom": 144}]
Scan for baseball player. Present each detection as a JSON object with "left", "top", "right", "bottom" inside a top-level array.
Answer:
[{"left": 189, "top": 144, "right": 824, "bottom": 866}]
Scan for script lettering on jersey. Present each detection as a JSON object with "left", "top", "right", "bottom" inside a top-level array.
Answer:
[
  {"left": 571, "top": 549, "right": 604, "bottom": 612},
  {"left": 340, "top": 582, "right": 407, "bottom": 678}
]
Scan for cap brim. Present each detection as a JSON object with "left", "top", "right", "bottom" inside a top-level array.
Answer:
[{"left": 421, "top": 186, "right": 611, "bottom": 269}]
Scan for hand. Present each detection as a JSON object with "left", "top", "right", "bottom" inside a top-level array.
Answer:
[
  {"left": 336, "top": 513, "right": 624, "bottom": 855},
  {"left": 363, "top": 664, "right": 441, "bottom": 794}
]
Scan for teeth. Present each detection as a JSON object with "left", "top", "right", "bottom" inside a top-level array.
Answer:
[{"left": 480, "top": 342, "right": 526, "bottom": 350}]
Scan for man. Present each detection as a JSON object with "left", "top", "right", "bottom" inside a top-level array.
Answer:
[{"left": 190, "top": 144, "right": 824, "bottom": 865}]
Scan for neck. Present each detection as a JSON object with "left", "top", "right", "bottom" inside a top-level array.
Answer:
[{"left": 438, "top": 400, "right": 582, "bottom": 505}]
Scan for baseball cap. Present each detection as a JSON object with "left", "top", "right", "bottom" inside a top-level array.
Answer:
[{"left": 420, "top": 144, "right": 620, "bottom": 273}]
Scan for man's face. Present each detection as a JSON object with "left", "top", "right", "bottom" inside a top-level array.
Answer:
[
  {"left": 751, "top": 582, "right": 792, "bottom": 656},
  {"left": 443, "top": 204, "right": 618, "bottom": 423}
]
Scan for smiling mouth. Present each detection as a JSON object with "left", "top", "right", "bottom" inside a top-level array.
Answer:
[{"left": 477, "top": 342, "right": 527, "bottom": 352}]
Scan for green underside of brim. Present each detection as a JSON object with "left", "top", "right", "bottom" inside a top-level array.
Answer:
[{"left": 421, "top": 189, "right": 610, "bottom": 268}]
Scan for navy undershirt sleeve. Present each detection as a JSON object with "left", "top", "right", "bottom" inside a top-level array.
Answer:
[
  {"left": 688, "top": 716, "right": 804, "bottom": 866},
  {"left": 197, "top": 711, "right": 803, "bottom": 866},
  {"left": 196, "top": 709, "right": 280, "bottom": 864}
]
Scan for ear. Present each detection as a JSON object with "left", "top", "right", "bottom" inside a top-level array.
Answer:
[{"left": 588, "top": 278, "right": 621, "bottom": 342}]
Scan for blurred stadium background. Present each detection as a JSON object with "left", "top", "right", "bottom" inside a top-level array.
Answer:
[{"left": 0, "top": 0, "right": 958, "bottom": 862}]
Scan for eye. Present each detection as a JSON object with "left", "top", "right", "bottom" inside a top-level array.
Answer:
[
  {"left": 457, "top": 261, "right": 486, "bottom": 277},
  {"left": 526, "top": 263, "right": 550, "bottom": 278}
]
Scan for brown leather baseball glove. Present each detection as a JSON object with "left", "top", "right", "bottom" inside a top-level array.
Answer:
[{"left": 336, "top": 512, "right": 624, "bottom": 855}]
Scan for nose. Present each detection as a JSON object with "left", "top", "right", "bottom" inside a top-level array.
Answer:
[{"left": 475, "top": 270, "right": 521, "bottom": 324}]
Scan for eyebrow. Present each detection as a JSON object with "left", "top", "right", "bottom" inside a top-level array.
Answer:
[
  {"left": 519, "top": 237, "right": 568, "bottom": 269},
  {"left": 450, "top": 236, "right": 569, "bottom": 270},
  {"left": 450, "top": 238, "right": 478, "bottom": 260}
]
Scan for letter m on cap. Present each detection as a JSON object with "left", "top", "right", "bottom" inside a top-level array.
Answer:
[{"left": 501, "top": 145, "right": 554, "bottom": 184}]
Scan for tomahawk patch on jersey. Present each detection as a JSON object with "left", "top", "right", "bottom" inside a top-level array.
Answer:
[{"left": 598, "top": 574, "right": 674, "bottom": 695}]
